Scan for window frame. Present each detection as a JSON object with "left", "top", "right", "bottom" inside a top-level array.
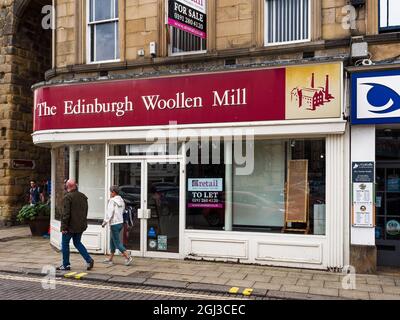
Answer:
[
  {"left": 264, "top": 0, "right": 312, "bottom": 47},
  {"left": 86, "top": 0, "right": 120, "bottom": 64},
  {"left": 379, "top": 0, "right": 400, "bottom": 32}
]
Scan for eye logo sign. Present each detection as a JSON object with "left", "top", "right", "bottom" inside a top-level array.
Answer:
[
  {"left": 353, "top": 72, "right": 400, "bottom": 124},
  {"left": 364, "top": 83, "right": 400, "bottom": 114}
]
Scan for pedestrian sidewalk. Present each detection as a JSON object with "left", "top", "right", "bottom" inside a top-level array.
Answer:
[{"left": 0, "top": 226, "right": 400, "bottom": 300}]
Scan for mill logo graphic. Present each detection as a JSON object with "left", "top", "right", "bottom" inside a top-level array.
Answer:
[{"left": 291, "top": 73, "right": 335, "bottom": 111}]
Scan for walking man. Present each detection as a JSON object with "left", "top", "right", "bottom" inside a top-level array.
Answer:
[{"left": 57, "top": 179, "right": 94, "bottom": 271}]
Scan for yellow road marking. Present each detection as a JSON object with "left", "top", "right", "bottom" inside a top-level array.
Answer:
[
  {"left": 229, "top": 287, "right": 240, "bottom": 294},
  {"left": 74, "top": 273, "right": 88, "bottom": 280},
  {"left": 64, "top": 272, "right": 77, "bottom": 278},
  {"left": 0, "top": 274, "right": 251, "bottom": 300},
  {"left": 242, "top": 288, "right": 253, "bottom": 296}
]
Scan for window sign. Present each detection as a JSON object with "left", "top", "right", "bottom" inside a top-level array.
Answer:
[
  {"left": 351, "top": 69, "right": 400, "bottom": 125},
  {"left": 387, "top": 174, "right": 400, "bottom": 192},
  {"left": 167, "top": 0, "right": 207, "bottom": 39},
  {"left": 188, "top": 178, "right": 224, "bottom": 208},
  {"left": 157, "top": 235, "right": 168, "bottom": 251},
  {"left": 386, "top": 220, "right": 400, "bottom": 236}
]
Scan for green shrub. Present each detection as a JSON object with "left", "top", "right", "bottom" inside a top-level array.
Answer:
[{"left": 17, "top": 203, "right": 50, "bottom": 222}]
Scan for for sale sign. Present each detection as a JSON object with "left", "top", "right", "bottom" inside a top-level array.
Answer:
[
  {"left": 188, "top": 178, "right": 223, "bottom": 208},
  {"left": 167, "top": 0, "right": 207, "bottom": 39}
]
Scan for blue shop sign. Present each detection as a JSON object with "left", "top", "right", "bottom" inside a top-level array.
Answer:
[{"left": 351, "top": 69, "right": 400, "bottom": 124}]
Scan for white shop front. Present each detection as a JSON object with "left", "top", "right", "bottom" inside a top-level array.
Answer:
[{"left": 33, "top": 62, "right": 350, "bottom": 270}]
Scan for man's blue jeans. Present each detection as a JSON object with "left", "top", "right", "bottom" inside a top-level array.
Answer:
[{"left": 62, "top": 232, "right": 92, "bottom": 267}]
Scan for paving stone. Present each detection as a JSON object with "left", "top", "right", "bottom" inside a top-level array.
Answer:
[
  {"left": 324, "top": 281, "right": 343, "bottom": 289},
  {"left": 366, "top": 278, "right": 396, "bottom": 286},
  {"left": 0, "top": 266, "right": 25, "bottom": 274},
  {"left": 369, "top": 293, "right": 400, "bottom": 300},
  {"left": 107, "top": 276, "right": 147, "bottom": 285},
  {"left": 253, "top": 281, "right": 282, "bottom": 291},
  {"left": 352, "top": 284, "right": 383, "bottom": 293},
  {"left": 251, "top": 289, "right": 268, "bottom": 297},
  {"left": 313, "top": 274, "right": 340, "bottom": 282},
  {"left": 220, "top": 272, "right": 247, "bottom": 280},
  {"left": 263, "top": 270, "right": 288, "bottom": 277},
  {"left": 339, "top": 289, "right": 370, "bottom": 300},
  {"left": 187, "top": 282, "right": 231, "bottom": 293},
  {"left": 194, "top": 271, "right": 223, "bottom": 277},
  {"left": 382, "top": 286, "right": 400, "bottom": 295},
  {"left": 144, "top": 278, "right": 188, "bottom": 289},
  {"left": 309, "top": 287, "right": 339, "bottom": 297},
  {"left": 280, "top": 285, "right": 310, "bottom": 294},
  {"left": 225, "top": 279, "right": 256, "bottom": 288},
  {"left": 287, "top": 272, "right": 313, "bottom": 280},
  {"left": 297, "top": 279, "right": 324, "bottom": 288},
  {"left": 198, "top": 277, "right": 229, "bottom": 285},
  {"left": 81, "top": 273, "right": 113, "bottom": 282},
  {"left": 267, "top": 290, "right": 343, "bottom": 300},
  {"left": 270, "top": 276, "right": 298, "bottom": 285},
  {"left": 244, "top": 274, "right": 272, "bottom": 282}
]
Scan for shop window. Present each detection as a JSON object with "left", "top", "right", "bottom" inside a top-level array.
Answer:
[
  {"left": 185, "top": 139, "right": 326, "bottom": 235},
  {"left": 379, "top": 0, "right": 400, "bottom": 32},
  {"left": 75, "top": 145, "right": 105, "bottom": 221},
  {"left": 264, "top": 0, "right": 310, "bottom": 45},
  {"left": 88, "top": 0, "right": 119, "bottom": 63},
  {"left": 186, "top": 140, "right": 225, "bottom": 230}
]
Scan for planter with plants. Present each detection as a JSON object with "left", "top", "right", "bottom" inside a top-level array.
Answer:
[{"left": 17, "top": 203, "right": 51, "bottom": 236}]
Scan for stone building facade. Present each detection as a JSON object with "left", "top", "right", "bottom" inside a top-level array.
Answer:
[
  {"left": 29, "top": 0, "right": 400, "bottom": 272},
  {"left": 0, "top": 0, "right": 51, "bottom": 226}
]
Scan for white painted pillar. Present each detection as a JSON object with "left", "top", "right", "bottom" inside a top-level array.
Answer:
[
  {"left": 224, "top": 141, "right": 233, "bottom": 231},
  {"left": 69, "top": 146, "right": 76, "bottom": 181},
  {"left": 50, "top": 148, "right": 56, "bottom": 221},
  {"left": 351, "top": 125, "right": 376, "bottom": 246}
]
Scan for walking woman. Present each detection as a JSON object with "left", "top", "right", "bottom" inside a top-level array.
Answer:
[{"left": 102, "top": 186, "right": 133, "bottom": 266}]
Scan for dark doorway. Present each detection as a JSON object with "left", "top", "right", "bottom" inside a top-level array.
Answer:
[{"left": 376, "top": 129, "right": 400, "bottom": 267}]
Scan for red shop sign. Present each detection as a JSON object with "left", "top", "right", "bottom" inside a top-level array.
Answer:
[{"left": 33, "top": 64, "right": 342, "bottom": 132}]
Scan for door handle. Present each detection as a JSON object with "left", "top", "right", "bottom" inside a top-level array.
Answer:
[
  {"left": 137, "top": 209, "right": 151, "bottom": 219},
  {"left": 144, "top": 209, "right": 151, "bottom": 219}
]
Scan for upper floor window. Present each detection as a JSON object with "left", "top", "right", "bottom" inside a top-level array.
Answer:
[
  {"left": 264, "top": 0, "right": 310, "bottom": 46},
  {"left": 167, "top": 0, "right": 207, "bottom": 55},
  {"left": 88, "top": 0, "right": 119, "bottom": 63},
  {"left": 379, "top": 0, "right": 400, "bottom": 32}
]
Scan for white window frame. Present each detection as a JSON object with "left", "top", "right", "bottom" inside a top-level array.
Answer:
[
  {"left": 264, "top": 0, "right": 312, "bottom": 47},
  {"left": 379, "top": 0, "right": 400, "bottom": 32},
  {"left": 86, "top": 0, "right": 120, "bottom": 64},
  {"left": 168, "top": 26, "right": 207, "bottom": 57}
]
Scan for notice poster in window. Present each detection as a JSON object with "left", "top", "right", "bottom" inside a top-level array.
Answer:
[
  {"left": 285, "top": 160, "right": 309, "bottom": 223},
  {"left": 167, "top": 0, "right": 207, "bottom": 39},
  {"left": 157, "top": 236, "right": 168, "bottom": 251},
  {"left": 388, "top": 175, "right": 400, "bottom": 192},
  {"left": 187, "top": 178, "right": 223, "bottom": 208}
]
